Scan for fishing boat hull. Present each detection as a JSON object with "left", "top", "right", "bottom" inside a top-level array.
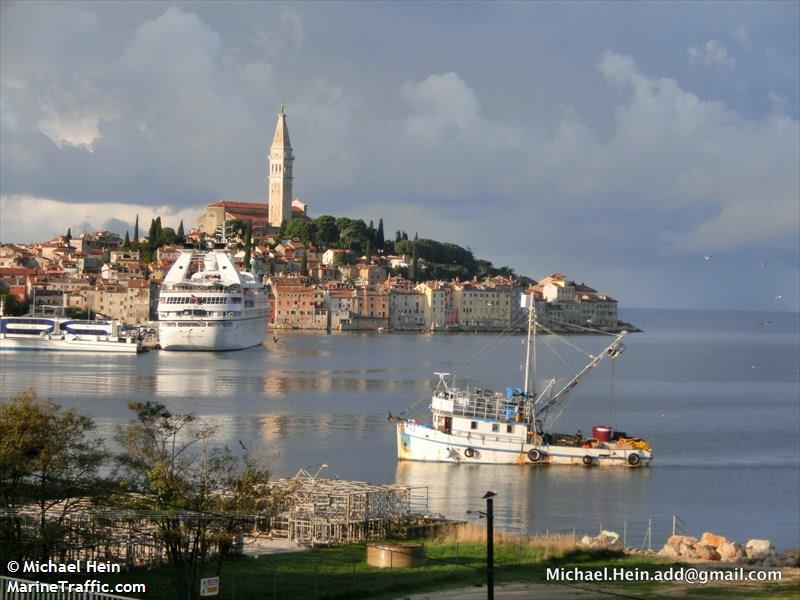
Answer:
[{"left": 396, "top": 419, "right": 651, "bottom": 467}]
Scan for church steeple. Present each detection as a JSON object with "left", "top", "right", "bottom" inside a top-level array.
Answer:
[{"left": 268, "top": 104, "right": 294, "bottom": 228}]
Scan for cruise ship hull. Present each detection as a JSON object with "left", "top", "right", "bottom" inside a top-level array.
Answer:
[
  {"left": 0, "top": 335, "right": 141, "bottom": 354},
  {"left": 396, "top": 420, "right": 651, "bottom": 468},
  {"left": 158, "top": 316, "right": 267, "bottom": 351}
]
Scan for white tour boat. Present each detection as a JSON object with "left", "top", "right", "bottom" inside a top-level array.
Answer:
[
  {"left": 393, "top": 295, "right": 652, "bottom": 467},
  {"left": 157, "top": 248, "right": 269, "bottom": 351},
  {"left": 0, "top": 315, "right": 142, "bottom": 353}
]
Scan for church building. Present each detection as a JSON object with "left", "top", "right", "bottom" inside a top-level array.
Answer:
[{"left": 196, "top": 106, "right": 309, "bottom": 238}]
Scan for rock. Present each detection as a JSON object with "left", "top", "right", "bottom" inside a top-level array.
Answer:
[
  {"left": 745, "top": 539, "right": 775, "bottom": 560},
  {"left": 579, "top": 535, "right": 593, "bottom": 547},
  {"left": 700, "top": 532, "right": 728, "bottom": 549},
  {"left": 718, "top": 541, "right": 744, "bottom": 562},
  {"left": 664, "top": 535, "right": 684, "bottom": 551},
  {"left": 679, "top": 542, "right": 700, "bottom": 559},
  {"left": 695, "top": 544, "right": 721, "bottom": 561},
  {"left": 598, "top": 530, "right": 621, "bottom": 549},
  {"left": 658, "top": 544, "right": 680, "bottom": 559},
  {"left": 775, "top": 549, "right": 800, "bottom": 567}
]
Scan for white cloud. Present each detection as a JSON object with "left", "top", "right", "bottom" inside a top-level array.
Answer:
[
  {"left": 688, "top": 40, "right": 735, "bottom": 67},
  {"left": 0, "top": 194, "right": 200, "bottom": 243}
]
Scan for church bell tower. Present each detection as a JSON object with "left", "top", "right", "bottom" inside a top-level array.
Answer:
[{"left": 268, "top": 104, "right": 294, "bottom": 228}]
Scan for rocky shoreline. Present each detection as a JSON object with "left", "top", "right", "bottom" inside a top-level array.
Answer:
[{"left": 578, "top": 529, "right": 799, "bottom": 567}]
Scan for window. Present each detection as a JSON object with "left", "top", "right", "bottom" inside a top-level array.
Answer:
[
  {"left": 506, "top": 424, "right": 513, "bottom": 433},
  {"left": 470, "top": 421, "right": 478, "bottom": 430},
  {"left": 492, "top": 423, "right": 500, "bottom": 432}
]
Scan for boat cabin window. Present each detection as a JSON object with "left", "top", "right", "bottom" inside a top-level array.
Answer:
[
  {"left": 470, "top": 421, "right": 478, "bottom": 430},
  {"left": 506, "top": 424, "right": 513, "bottom": 433},
  {"left": 491, "top": 423, "right": 500, "bottom": 432}
]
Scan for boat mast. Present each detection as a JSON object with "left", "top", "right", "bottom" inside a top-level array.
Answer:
[{"left": 523, "top": 294, "right": 536, "bottom": 398}]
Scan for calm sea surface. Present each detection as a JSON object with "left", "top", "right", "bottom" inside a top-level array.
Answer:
[{"left": 2, "top": 308, "right": 798, "bottom": 549}]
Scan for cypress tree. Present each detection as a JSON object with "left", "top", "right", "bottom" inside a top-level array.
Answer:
[
  {"left": 65, "top": 228, "right": 72, "bottom": 246},
  {"left": 300, "top": 252, "right": 308, "bottom": 276},
  {"left": 124, "top": 231, "right": 130, "bottom": 248},
  {"left": 376, "top": 219, "right": 385, "bottom": 251},
  {"left": 243, "top": 223, "right": 252, "bottom": 271},
  {"left": 365, "top": 239, "right": 372, "bottom": 264},
  {"left": 177, "top": 220, "right": 185, "bottom": 242},
  {"left": 395, "top": 230, "right": 402, "bottom": 243},
  {"left": 134, "top": 215, "right": 139, "bottom": 243},
  {"left": 147, "top": 218, "right": 157, "bottom": 250},
  {"left": 410, "top": 242, "right": 419, "bottom": 282}
]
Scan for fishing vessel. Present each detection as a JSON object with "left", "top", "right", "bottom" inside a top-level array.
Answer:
[
  {"left": 393, "top": 295, "right": 652, "bottom": 467},
  {"left": 157, "top": 248, "right": 269, "bottom": 351},
  {"left": 0, "top": 315, "right": 142, "bottom": 353}
]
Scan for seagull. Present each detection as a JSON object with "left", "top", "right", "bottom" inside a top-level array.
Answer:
[
  {"left": 703, "top": 255, "right": 713, "bottom": 261},
  {"left": 761, "top": 261, "right": 768, "bottom": 266},
  {"left": 775, "top": 295, "right": 784, "bottom": 300}
]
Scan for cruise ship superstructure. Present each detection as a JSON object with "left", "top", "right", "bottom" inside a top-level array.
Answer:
[{"left": 157, "top": 249, "right": 269, "bottom": 351}]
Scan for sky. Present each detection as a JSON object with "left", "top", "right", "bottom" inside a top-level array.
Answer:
[{"left": 1, "top": 1, "right": 798, "bottom": 310}]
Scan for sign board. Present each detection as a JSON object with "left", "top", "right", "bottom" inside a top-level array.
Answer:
[
  {"left": 200, "top": 577, "right": 220, "bottom": 596},
  {"left": 520, "top": 293, "right": 535, "bottom": 309}
]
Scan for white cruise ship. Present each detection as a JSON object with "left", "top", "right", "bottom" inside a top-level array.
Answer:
[{"left": 157, "top": 248, "right": 269, "bottom": 351}]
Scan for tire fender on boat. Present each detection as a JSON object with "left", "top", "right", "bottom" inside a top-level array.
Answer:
[
  {"left": 582, "top": 455, "right": 593, "bottom": 467},
  {"left": 627, "top": 453, "right": 641, "bottom": 466},
  {"left": 527, "top": 448, "right": 543, "bottom": 462},
  {"left": 464, "top": 447, "right": 476, "bottom": 458}
]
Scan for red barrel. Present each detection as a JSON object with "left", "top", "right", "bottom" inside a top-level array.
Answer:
[{"left": 592, "top": 425, "right": 612, "bottom": 442}]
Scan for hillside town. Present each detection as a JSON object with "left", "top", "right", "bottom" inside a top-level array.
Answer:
[
  {"left": 0, "top": 231, "right": 624, "bottom": 333},
  {"left": 0, "top": 107, "right": 628, "bottom": 335}
]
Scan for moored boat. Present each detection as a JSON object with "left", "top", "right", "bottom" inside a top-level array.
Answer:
[
  {"left": 392, "top": 295, "right": 652, "bottom": 467},
  {"left": 0, "top": 315, "right": 142, "bottom": 354},
  {"left": 156, "top": 248, "right": 269, "bottom": 351}
]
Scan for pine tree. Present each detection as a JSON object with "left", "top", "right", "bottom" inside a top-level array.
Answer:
[
  {"left": 133, "top": 215, "right": 139, "bottom": 243},
  {"left": 414, "top": 231, "right": 418, "bottom": 241},
  {"left": 65, "top": 228, "right": 72, "bottom": 246},
  {"left": 177, "top": 220, "right": 185, "bottom": 243},
  {"left": 124, "top": 231, "right": 130, "bottom": 248},
  {"left": 376, "top": 219, "right": 385, "bottom": 251}
]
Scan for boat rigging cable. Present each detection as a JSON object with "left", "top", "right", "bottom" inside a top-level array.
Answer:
[{"left": 397, "top": 310, "right": 531, "bottom": 417}]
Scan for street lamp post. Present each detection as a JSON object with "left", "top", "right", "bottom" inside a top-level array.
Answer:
[
  {"left": 484, "top": 491, "right": 496, "bottom": 600},
  {"left": 468, "top": 491, "right": 497, "bottom": 600}
]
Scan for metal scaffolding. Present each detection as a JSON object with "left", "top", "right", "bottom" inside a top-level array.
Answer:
[{"left": 266, "top": 466, "right": 429, "bottom": 546}]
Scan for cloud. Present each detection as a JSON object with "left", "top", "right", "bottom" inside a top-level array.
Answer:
[
  {"left": 688, "top": 40, "right": 735, "bottom": 67},
  {"left": 0, "top": 194, "right": 200, "bottom": 244}
]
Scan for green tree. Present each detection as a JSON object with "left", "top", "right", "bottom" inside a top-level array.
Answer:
[
  {"left": 376, "top": 218, "right": 385, "bottom": 251},
  {"left": 0, "top": 390, "right": 107, "bottom": 563},
  {"left": 0, "top": 289, "right": 28, "bottom": 315},
  {"left": 365, "top": 239, "right": 372, "bottom": 264},
  {"left": 177, "top": 220, "right": 185, "bottom": 243},
  {"left": 123, "top": 230, "right": 130, "bottom": 248},
  {"left": 147, "top": 218, "right": 158, "bottom": 251},
  {"left": 395, "top": 230, "right": 402, "bottom": 243},
  {"left": 279, "top": 220, "right": 288, "bottom": 236},
  {"left": 285, "top": 220, "right": 316, "bottom": 244},
  {"left": 133, "top": 214, "right": 139, "bottom": 243},
  {"left": 313, "top": 215, "right": 339, "bottom": 247},
  {"left": 410, "top": 242, "right": 419, "bottom": 282},
  {"left": 114, "top": 402, "right": 272, "bottom": 600},
  {"left": 300, "top": 252, "right": 308, "bottom": 276},
  {"left": 64, "top": 228, "right": 72, "bottom": 246},
  {"left": 243, "top": 223, "right": 252, "bottom": 270}
]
